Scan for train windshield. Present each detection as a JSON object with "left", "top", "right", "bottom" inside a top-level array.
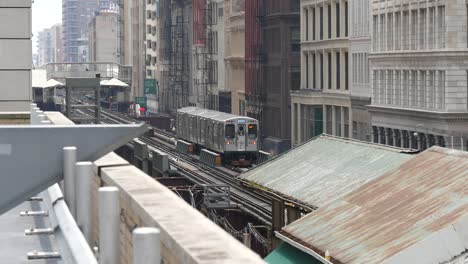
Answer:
[
  {"left": 248, "top": 124, "right": 257, "bottom": 139},
  {"left": 225, "top": 124, "right": 235, "bottom": 139}
]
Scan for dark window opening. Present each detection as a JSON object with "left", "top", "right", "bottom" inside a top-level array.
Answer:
[
  {"left": 336, "top": 52, "right": 340, "bottom": 89},
  {"left": 345, "top": 52, "right": 349, "bottom": 90},
  {"left": 328, "top": 52, "right": 332, "bottom": 89},
  {"left": 312, "top": 8, "right": 316, "bottom": 40},
  {"left": 225, "top": 124, "right": 235, "bottom": 139},
  {"left": 328, "top": 4, "right": 331, "bottom": 39},
  {"left": 305, "top": 9, "right": 309, "bottom": 41},
  {"left": 291, "top": 27, "right": 300, "bottom": 52},
  {"left": 248, "top": 124, "right": 258, "bottom": 139},
  {"left": 305, "top": 53, "right": 309, "bottom": 87},
  {"left": 312, "top": 53, "right": 316, "bottom": 89},
  {"left": 320, "top": 53, "right": 324, "bottom": 89},
  {"left": 320, "top": 7, "right": 323, "bottom": 40},
  {"left": 336, "top": 3, "right": 340, "bottom": 37},
  {"left": 345, "top": 1, "right": 349, "bottom": 37}
]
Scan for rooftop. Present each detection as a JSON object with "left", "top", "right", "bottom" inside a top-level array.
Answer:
[
  {"left": 281, "top": 147, "right": 468, "bottom": 264},
  {"left": 239, "top": 135, "right": 416, "bottom": 209}
]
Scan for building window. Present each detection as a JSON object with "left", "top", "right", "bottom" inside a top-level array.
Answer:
[
  {"left": 312, "top": 53, "right": 316, "bottom": 89},
  {"left": 291, "top": 66, "right": 300, "bottom": 90},
  {"left": 320, "top": 7, "right": 323, "bottom": 40},
  {"left": 291, "top": 27, "right": 300, "bottom": 52},
  {"left": 344, "top": 107, "right": 349, "bottom": 138},
  {"left": 328, "top": 52, "right": 332, "bottom": 89},
  {"left": 320, "top": 53, "right": 324, "bottom": 89},
  {"left": 336, "top": 51, "right": 340, "bottom": 90},
  {"left": 335, "top": 106, "right": 341, "bottom": 136},
  {"left": 305, "top": 53, "right": 309, "bottom": 88},
  {"left": 305, "top": 8, "right": 309, "bottom": 41},
  {"left": 327, "top": 4, "right": 331, "bottom": 39},
  {"left": 326, "top": 105, "right": 332, "bottom": 134},
  {"left": 336, "top": 3, "right": 340, "bottom": 38},
  {"left": 345, "top": 52, "right": 348, "bottom": 90},
  {"left": 345, "top": 1, "right": 348, "bottom": 37},
  {"left": 312, "top": 7, "right": 316, "bottom": 40}
]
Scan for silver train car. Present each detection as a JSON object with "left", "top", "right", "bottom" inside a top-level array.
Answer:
[{"left": 176, "top": 107, "right": 259, "bottom": 166}]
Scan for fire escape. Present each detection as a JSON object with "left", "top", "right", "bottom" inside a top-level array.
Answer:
[
  {"left": 162, "top": 0, "right": 190, "bottom": 112},
  {"left": 193, "top": 0, "right": 216, "bottom": 110},
  {"left": 245, "top": 0, "right": 266, "bottom": 123}
]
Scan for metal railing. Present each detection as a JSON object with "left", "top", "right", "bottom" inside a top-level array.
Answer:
[{"left": 45, "top": 62, "right": 132, "bottom": 85}]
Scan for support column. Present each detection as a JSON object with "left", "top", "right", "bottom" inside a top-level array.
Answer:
[
  {"left": 340, "top": 107, "right": 345, "bottom": 137},
  {"left": 392, "top": 129, "right": 397, "bottom": 147},
  {"left": 291, "top": 103, "right": 296, "bottom": 145},
  {"left": 417, "top": 133, "right": 422, "bottom": 151},
  {"left": 322, "top": 104, "right": 327, "bottom": 134},
  {"left": 63, "top": 146, "right": 77, "bottom": 218},
  {"left": 133, "top": 228, "right": 161, "bottom": 264},
  {"left": 409, "top": 6, "right": 413, "bottom": 49},
  {"left": 435, "top": 0, "right": 439, "bottom": 49},
  {"left": 371, "top": 126, "right": 376, "bottom": 143},
  {"left": 297, "top": 104, "right": 302, "bottom": 143},
  {"left": 272, "top": 199, "right": 285, "bottom": 249},
  {"left": 331, "top": 106, "right": 336, "bottom": 136},
  {"left": 76, "top": 161, "right": 93, "bottom": 244},
  {"left": 409, "top": 131, "right": 414, "bottom": 149},
  {"left": 378, "top": 127, "right": 383, "bottom": 144},
  {"left": 385, "top": 128, "right": 390, "bottom": 146},
  {"left": 99, "top": 187, "right": 120, "bottom": 264}
]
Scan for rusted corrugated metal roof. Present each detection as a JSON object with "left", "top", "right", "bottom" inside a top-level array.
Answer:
[
  {"left": 282, "top": 147, "right": 468, "bottom": 264},
  {"left": 239, "top": 135, "right": 415, "bottom": 208}
]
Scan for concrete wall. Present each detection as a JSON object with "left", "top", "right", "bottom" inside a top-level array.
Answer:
[
  {"left": 224, "top": 0, "right": 245, "bottom": 115},
  {"left": 89, "top": 12, "right": 119, "bottom": 63},
  {"left": 0, "top": 1, "right": 32, "bottom": 112},
  {"left": 90, "top": 156, "right": 266, "bottom": 264}
]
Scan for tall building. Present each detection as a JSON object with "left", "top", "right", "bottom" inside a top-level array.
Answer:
[
  {"left": 245, "top": 0, "right": 300, "bottom": 153},
  {"left": 37, "top": 24, "right": 63, "bottom": 66},
  {"left": 158, "top": 0, "right": 192, "bottom": 113},
  {"left": 369, "top": 0, "right": 468, "bottom": 151},
  {"left": 193, "top": 0, "right": 225, "bottom": 111},
  {"left": 225, "top": 0, "right": 245, "bottom": 115},
  {"left": 88, "top": 11, "right": 119, "bottom": 62},
  {"left": 119, "top": 0, "right": 146, "bottom": 99},
  {"left": 0, "top": 1, "right": 32, "bottom": 112},
  {"left": 291, "top": 0, "right": 371, "bottom": 146},
  {"left": 145, "top": 0, "right": 159, "bottom": 113},
  {"left": 62, "top": 0, "right": 99, "bottom": 62}
]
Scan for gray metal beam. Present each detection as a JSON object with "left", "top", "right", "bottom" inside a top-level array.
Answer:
[{"left": 0, "top": 124, "right": 147, "bottom": 215}]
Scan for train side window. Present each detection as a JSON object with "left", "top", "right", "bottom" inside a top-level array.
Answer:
[
  {"left": 248, "top": 124, "right": 257, "bottom": 139},
  {"left": 225, "top": 124, "right": 235, "bottom": 139}
]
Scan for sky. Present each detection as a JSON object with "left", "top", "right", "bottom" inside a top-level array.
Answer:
[{"left": 32, "top": 0, "right": 62, "bottom": 54}]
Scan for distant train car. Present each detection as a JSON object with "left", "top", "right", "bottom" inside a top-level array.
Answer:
[
  {"left": 176, "top": 107, "right": 259, "bottom": 166},
  {"left": 33, "top": 86, "right": 65, "bottom": 111}
]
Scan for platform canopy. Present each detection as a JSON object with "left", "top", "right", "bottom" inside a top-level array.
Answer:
[{"left": 100, "top": 78, "right": 129, "bottom": 87}]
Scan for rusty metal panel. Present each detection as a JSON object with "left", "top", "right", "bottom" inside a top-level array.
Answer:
[
  {"left": 239, "top": 135, "right": 415, "bottom": 208},
  {"left": 282, "top": 147, "right": 468, "bottom": 264}
]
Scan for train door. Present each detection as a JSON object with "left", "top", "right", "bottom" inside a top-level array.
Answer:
[
  {"left": 237, "top": 123, "right": 246, "bottom": 151},
  {"left": 200, "top": 119, "right": 205, "bottom": 144}
]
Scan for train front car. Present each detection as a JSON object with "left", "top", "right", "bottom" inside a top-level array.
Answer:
[{"left": 223, "top": 117, "right": 259, "bottom": 167}]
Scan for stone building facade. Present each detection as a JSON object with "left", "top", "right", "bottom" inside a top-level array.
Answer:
[
  {"left": 369, "top": 0, "right": 468, "bottom": 151},
  {"left": 292, "top": 0, "right": 372, "bottom": 146},
  {"left": 225, "top": 0, "right": 246, "bottom": 115}
]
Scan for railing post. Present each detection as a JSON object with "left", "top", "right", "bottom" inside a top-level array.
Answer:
[
  {"left": 76, "top": 161, "right": 94, "bottom": 244},
  {"left": 132, "top": 228, "right": 161, "bottom": 264},
  {"left": 63, "top": 146, "right": 77, "bottom": 218},
  {"left": 243, "top": 233, "right": 251, "bottom": 249},
  {"left": 99, "top": 187, "right": 120, "bottom": 264}
]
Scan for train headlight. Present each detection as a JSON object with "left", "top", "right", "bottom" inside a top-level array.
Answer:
[{"left": 252, "top": 141, "right": 256, "bottom": 145}]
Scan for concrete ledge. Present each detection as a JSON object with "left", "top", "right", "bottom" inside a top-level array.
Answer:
[
  {"left": 0, "top": 112, "right": 30, "bottom": 124},
  {"left": 45, "top": 111, "right": 75, "bottom": 125},
  {"left": 100, "top": 165, "right": 266, "bottom": 264}
]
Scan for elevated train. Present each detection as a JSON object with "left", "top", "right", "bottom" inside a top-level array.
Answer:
[{"left": 176, "top": 107, "right": 259, "bottom": 166}]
